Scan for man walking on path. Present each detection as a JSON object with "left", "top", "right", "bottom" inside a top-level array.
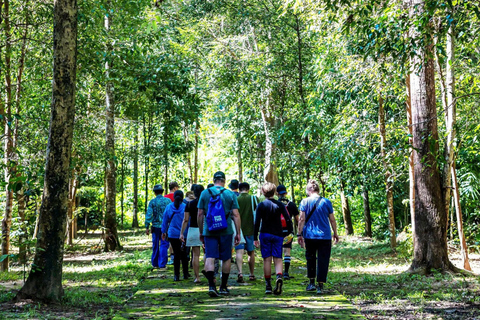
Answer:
[
  {"left": 235, "top": 182, "right": 259, "bottom": 283},
  {"left": 145, "top": 184, "right": 172, "bottom": 268},
  {"left": 277, "top": 184, "right": 299, "bottom": 280},
  {"left": 198, "top": 171, "right": 242, "bottom": 297},
  {"left": 165, "top": 181, "right": 179, "bottom": 265}
]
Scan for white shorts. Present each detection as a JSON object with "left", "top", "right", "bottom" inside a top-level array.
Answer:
[{"left": 186, "top": 227, "right": 202, "bottom": 247}]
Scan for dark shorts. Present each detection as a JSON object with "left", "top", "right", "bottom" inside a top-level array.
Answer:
[
  {"left": 282, "top": 240, "right": 292, "bottom": 249},
  {"left": 204, "top": 234, "right": 233, "bottom": 261},
  {"left": 235, "top": 235, "right": 255, "bottom": 252},
  {"left": 259, "top": 233, "right": 283, "bottom": 259}
]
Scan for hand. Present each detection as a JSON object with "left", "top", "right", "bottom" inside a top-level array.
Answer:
[
  {"left": 145, "top": 228, "right": 150, "bottom": 236},
  {"left": 179, "top": 234, "right": 185, "bottom": 243},
  {"left": 254, "top": 240, "right": 260, "bottom": 248},
  {"left": 162, "top": 233, "right": 166, "bottom": 241},
  {"left": 333, "top": 234, "right": 339, "bottom": 244},
  {"left": 234, "top": 234, "right": 241, "bottom": 247},
  {"left": 298, "top": 236, "right": 305, "bottom": 249},
  {"left": 200, "top": 234, "right": 204, "bottom": 244}
]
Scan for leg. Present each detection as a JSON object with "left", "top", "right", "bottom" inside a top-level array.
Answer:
[
  {"left": 151, "top": 227, "right": 161, "bottom": 268},
  {"left": 169, "top": 239, "right": 182, "bottom": 279},
  {"left": 304, "top": 238, "right": 317, "bottom": 290},
  {"left": 235, "top": 248, "right": 244, "bottom": 282},
  {"left": 204, "top": 236, "right": 220, "bottom": 296},
  {"left": 247, "top": 251, "right": 255, "bottom": 278},
  {"left": 263, "top": 257, "right": 272, "bottom": 278},
  {"left": 159, "top": 235, "right": 170, "bottom": 268},
  {"left": 192, "top": 246, "right": 200, "bottom": 281},
  {"left": 316, "top": 240, "right": 332, "bottom": 284},
  {"left": 283, "top": 246, "right": 291, "bottom": 278},
  {"left": 273, "top": 257, "right": 283, "bottom": 275}
]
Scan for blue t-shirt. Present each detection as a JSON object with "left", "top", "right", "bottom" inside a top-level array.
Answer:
[
  {"left": 299, "top": 195, "right": 333, "bottom": 240},
  {"left": 198, "top": 186, "right": 239, "bottom": 236}
]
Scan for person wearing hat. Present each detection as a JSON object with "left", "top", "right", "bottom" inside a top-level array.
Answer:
[
  {"left": 228, "top": 179, "right": 240, "bottom": 196},
  {"left": 197, "top": 171, "right": 242, "bottom": 297},
  {"left": 145, "top": 184, "right": 172, "bottom": 268},
  {"left": 277, "top": 184, "right": 300, "bottom": 280}
]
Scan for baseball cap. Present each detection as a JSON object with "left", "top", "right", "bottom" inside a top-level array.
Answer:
[
  {"left": 213, "top": 171, "right": 226, "bottom": 180},
  {"left": 277, "top": 184, "right": 287, "bottom": 195},
  {"left": 153, "top": 184, "right": 164, "bottom": 192}
]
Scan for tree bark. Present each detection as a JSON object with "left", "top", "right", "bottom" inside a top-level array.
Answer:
[
  {"left": 340, "top": 180, "right": 354, "bottom": 235},
  {"left": 194, "top": 121, "right": 199, "bottom": 184},
  {"left": 2, "top": 0, "right": 14, "bottom": 272},
  {"left": 120, "top": 152, "right": 124, "bottom": 226},
  {"left": 379, "top": 94, "right": 396, "bottom": 248},
  {"left": 260, "top": 95, "right": 279, "bottom": 186},
  {"left": 144, "top": 115, "right": 151, "bottom": 214},
  {"left": 16, "top": 0, "right": 78, "bottom": 301},
  {"left": 362, "top": 184, "right": 372, "bottom": 238},
  {"left": 132, "top": 122, "right": 139, "bottom": 228},
  {"left": 104, "top": 5, "right": 120, "bottom": 251},
  {"left": 407, "top": 0, "right": 453, "bottom": 273}
]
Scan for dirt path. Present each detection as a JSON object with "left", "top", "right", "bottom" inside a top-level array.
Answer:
[{"left": 113, "top": 262, "right": 364, "bottom": 320}]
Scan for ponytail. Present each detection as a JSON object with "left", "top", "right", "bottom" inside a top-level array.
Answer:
[{"left": 173, "top": 190, "right": 184, "bottom": 209}]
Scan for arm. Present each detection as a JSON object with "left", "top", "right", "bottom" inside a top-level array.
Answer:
[
  {"left": 297, "top": 210, "right": 306, "bottom": 248},
  {"left": 329, "top": 213, "right": 339, "bottom": 244},
  {"left": 198, "top": 208, "right": 205, "bottom": 243},
  {"left": 180, "top": 210, "right": 190, "bottom": 242},
  {"left": 231, "top": 208, "right": 241, "bottom": 246},
  {"left": 161, "top": 207, "right": 171, "bottom": 240},
  {"left": 145, "top": 201, "right": 153, "bottom": 235}
]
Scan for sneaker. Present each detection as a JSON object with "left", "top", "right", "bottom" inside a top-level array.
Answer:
[
  {"left": 167, "top": 259, "right": 174, "bottom": 265},
  {"left": 306, "top": 283, "right": 316, "bottom": 292},
  {"left": 219, "top": 287, "right": 230, "bottom": 295},
  {"left": 173, "top": 275, "right": 180, "bottom": 281},
  {"left": 316, "top": 283, "right": 324, "bottom": 294},
  {"left": 208, "top": 287, "right": 220, "bottom": 297},
  {"left": 283, "top": 273, "right": 290, "bottom": 280},
  {"left": 273, "top": 277, "right": 283, "bottom": 295},
  {"left": 265, "top": 284, "right": 273, "bottom": 294}
]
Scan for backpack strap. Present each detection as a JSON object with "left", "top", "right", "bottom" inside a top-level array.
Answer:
[{"left": 305, "top": 197, "right": 323, "bottom": 225}]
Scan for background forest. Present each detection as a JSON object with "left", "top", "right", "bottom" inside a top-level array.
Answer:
[{"left": 1, "top": 0, "right": 480, "bottom": 282}]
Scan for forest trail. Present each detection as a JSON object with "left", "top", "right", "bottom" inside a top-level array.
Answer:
[{"left": 113, "top": 259, "right": 363, "bottom": 320}]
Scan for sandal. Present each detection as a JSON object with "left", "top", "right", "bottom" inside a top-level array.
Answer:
[
  {"left": 249, "top": 274, "right": 256, "bottom": 281},
  {"left": 237, "top": 274, "right": 244, "bottom": 283}
]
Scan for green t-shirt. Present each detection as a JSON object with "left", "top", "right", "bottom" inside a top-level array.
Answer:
[
  {"left": 237, "top": 193, "right": 259, "bottom": 236},
  {"left": 198, "top": 186, "right": 239, "bottom": 236}
]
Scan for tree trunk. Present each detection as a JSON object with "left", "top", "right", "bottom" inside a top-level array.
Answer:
[
  {"left": 132, "top": 122, "right": 139, "bottom": 228},
  {"left": 260, "top": 96, "right": 279, "bottom": 186},
  {"left": 120, "top": 153, "right": 124, "bottom": 226},
  {"left": 406, "top": 73, "right": 415, "bottom": 250},
  {"left": 407, "top": 0, "right": 452, "bottom": 273},
  {"left": 237, "top": 131, "right": 243, "bottom": 182},
  {"left": 340, "top": 181, "right": 354, "bottom": 235},
  {"left": 379, "top": 94, "right": 396, "bottom": 248},
  {"left": 194, "top": 121, "right": 199, "bottom": 183},
  {"left": 16, "top": 0, "right": 78, "bottom": 301},
  {"left": 290, "top": 173, "right": 295, "bottom": 204},
  {"left": 2, "top": 0, "right": 14, "bottom": 272},
  {"left": 183, "top": 123, "right": 193, "bottom": 185},
  {"left": 444, "top": 24, "right": 470, "bottom": 271},
  {"left": 362, "top": 184, "right": 372, "bottom": 238},
  {"left": 17, "top": 190, "right": 27, "bottom": 264},
  {"left": 104, "top": 6, "right": 120, "bottom": 251}
]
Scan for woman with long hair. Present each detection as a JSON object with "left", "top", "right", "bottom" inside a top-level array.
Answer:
[
  {"left": 180, "top": 184, "right": 205, "bottom": 283},
  {"left": 297, "top": 180, "right": 339, "bottom": 294},
  {"left": 162, "top": 190, "right": 189, "bottom": 281}
]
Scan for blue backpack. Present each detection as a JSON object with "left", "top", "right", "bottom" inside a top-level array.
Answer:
[{"left": 206, "top": 188, "right": 228, "bottom": 232}]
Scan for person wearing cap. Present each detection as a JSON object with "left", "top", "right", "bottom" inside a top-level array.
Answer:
[
  {"left": 145, "top": 184, "right": 172, "bottom": 268},
  {"left": 234, "top": 182, "right": 259, "bottom": 283},
  {"left": 197, "top": 171, "right": 241, "bottom": 297},
  {"left": 277, "top": 184, "right": 300, "bottom": 280},
  {"left": 228, "top": 179, "right": 240, "bottom": 196}
]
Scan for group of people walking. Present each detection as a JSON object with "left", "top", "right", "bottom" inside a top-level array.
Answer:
[{"left": 145, "top": 171, "right": 339, "bottom": 297}]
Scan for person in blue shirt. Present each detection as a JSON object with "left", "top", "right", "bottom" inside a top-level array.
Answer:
[
  {"left": 297, "top": 180, "right": 339, "bottom": 294},
  {"left": 162, "top": 190, "right": 189, "bottom": 281},
  {"left": 145, "top": 184, "right": 172, "bottom": 268}
]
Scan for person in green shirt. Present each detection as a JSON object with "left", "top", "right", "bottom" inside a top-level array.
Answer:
[
  {"left": 197, "top": 171, "right": 241, "bottom": 297},
  {"left": 234, "top": 182, "right": 259, "bottom": 283}
]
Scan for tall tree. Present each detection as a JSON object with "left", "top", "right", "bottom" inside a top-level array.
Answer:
[
  {"left": 104, "top": 3, "right": 121, "bottom": 251},
  {"left": 16, "top": 0, "right": 78, "bottom": 301},
  {"left": 407, "top": 0, "right": 453, "bottom": 273}
]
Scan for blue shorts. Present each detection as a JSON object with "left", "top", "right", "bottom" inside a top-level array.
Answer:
[
  {"left": 259, "top": 233, "right": 283, "bottom": 259},
  {"left": 235, "top": 235, "right": 255, "bottom": 252},
  {"left": 204, "top": 234, "right": 233, "bottom": 261}
]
